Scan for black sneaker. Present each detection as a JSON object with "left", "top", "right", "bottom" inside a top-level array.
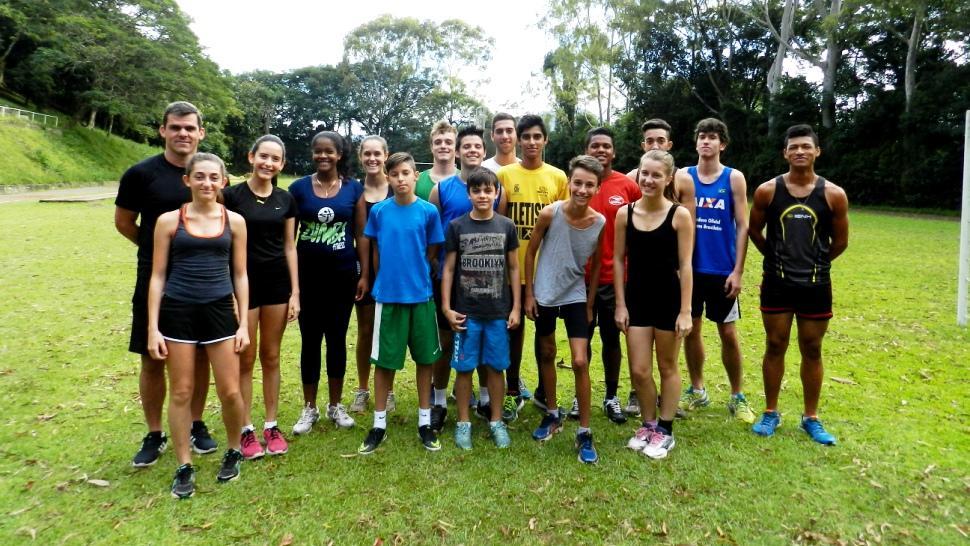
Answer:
[
  {"left": 216, "top": 449, "right": 242, "bottom": 482},
  {"left": 190, "top": 421, "right": 218, "bottom": 454},
  {"left": 430, "top": 405, "right": 447, "bottom": 433},
  {"left": 170, "top": 463, "right": 195, "bottom": 499},
  {"left": 603, "top": 397, "right": 628, "bottom": 424},
  {"left": 133, "top": 431, "right": 167, "bottom": 467},
  {"left": 475, "top": 402, "right": 491, "bottom": 421},
  {"left": 418, "top": 425, "right": 441, "bottom": 451},
  {"left": 358, "top": 427, "right": 387, "bottom": 455}
]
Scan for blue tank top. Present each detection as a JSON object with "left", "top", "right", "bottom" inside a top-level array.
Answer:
[
  {"left": 164, "top": 206, "right": 234, "bottom": 303},
  {"left": 435, "top": 175, "right": 501, "bottom": 277},
  {"left": 690, "top": 166, "right": 736, "bottom": 276}
]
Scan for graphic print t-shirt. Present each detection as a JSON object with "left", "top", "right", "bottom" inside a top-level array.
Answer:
[
  {"left": 445, "top": 214, "right": 519, "bottom": 319},
  {"left": 497, "top": 162, "right": 568, "bottom": 283},
  {"left": 288, "top": 175, "right": 363, "bottom": 271}
]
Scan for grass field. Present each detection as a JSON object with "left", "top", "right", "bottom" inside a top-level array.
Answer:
[{"left": 0, "top": 200, "right": 967, "bottom": 545}]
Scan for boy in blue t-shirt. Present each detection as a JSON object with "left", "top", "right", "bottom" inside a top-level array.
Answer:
[
  {"left": 358, "top": 152, "right": 446, "bottom": 454},
  {"left": 440, "top": 168, "right": 520, "bottom": 450}
]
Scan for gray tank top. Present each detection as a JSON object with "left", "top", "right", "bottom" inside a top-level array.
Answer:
[
  {"left": 534, "top": 201, "right": 605, "bottom": 306},
  {"left": 164, "top": 205, "right": 234, "bottom": 303}
]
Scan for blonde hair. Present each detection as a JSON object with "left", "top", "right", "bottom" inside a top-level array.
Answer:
[
  {"left": 639, "top": 150, "right": 677, "bottom": 201},
  {"left": 359, "top": 135, "right": 388, "bottom": 157},
  {"left": 429, "top": 119, "right": 457, "bottom": 144}
]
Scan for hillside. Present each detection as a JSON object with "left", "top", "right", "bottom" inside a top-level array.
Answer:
[{"left": 0, "top": 116, "right": 158, "bottom": 187}]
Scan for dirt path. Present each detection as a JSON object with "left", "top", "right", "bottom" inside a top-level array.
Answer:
[{"left": 0, "top": 183, "right": 118, "bottom": 204}]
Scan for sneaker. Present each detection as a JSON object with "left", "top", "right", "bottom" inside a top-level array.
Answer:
[
  {"left": 430, "top": 405, "right": 447, "bottom": 433},
  {"left": 532, "top": 413, "right": 562, "bottom": 441},
  {"left": 641, "top": 430, "right": 676, "bottom": 459},
  {"left": 292, "top": 404, "right": 320, "bottom": 435},
  {"left": 752, "top": 411, "right": 781, "bottom": 437},
  {"left": 475, "top": 402, "right": 491, "bottom": 421},
  {"left": 567, "top": 398, "right": 580, "bottom": 420},
  {"left": 386, "top": 392, "right": 396, "bottom": 413},
  {"left": 627, "top": 423, "right": 656, "bottom": 451},
  {"left": 575, "top": 431, "right": 599, "bottom": 464},
  {"left": 263, "top": 426, "right": 288, "bottom": 455},
  {"left": 603, "top": 397, "right": 628, "bottom": 424},
  {"left": 170, "top": 463, "right": 195, "bottom": 499},
  {"left": 800, "top": 416, "right": 837, "bottom": 445},
  {"left": 190, "top": 421, "right": 218, "bottom": 454},
  {"left": 677, "top": 387, "right": 710, "bottom": 416},
  {"left": 728, "top": 393, "right": 757, "bottom": 424},
  {"left": 240, "top": 429, "right": 264, "bottom": 460},
  {"left": 349, "top": 389, "right": 370, "bottom": 413},
  {"left": 216, "top": 448, "right": 243, "bottom": 482},
  {"left": 502, "top": 395, "right": 520, "bottom": 422},
  {"left": 418, "top": 425, "right": 441, "bottom": 451},
  {"left": 327, "top": 404, "right": 355, "bottom": 429},
  {"left": 624, "top": 392, "right": 641, "bottom": 416},
  {"left": 518, "top": 378, "right": 532, "bottom": 400},
  {"left": 357, "top": 427, "right": 386, "bottom": 455},
  {"left": 454, "top": 422, "right": 472, "bottom": 450},
  {"left": 132, "top": 432, "right": 167, "bottom": 467},
  {"left": 490, "top": 421, "right": 511, "bottom": 448}
]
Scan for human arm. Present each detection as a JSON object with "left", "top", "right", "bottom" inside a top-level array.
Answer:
[
  {"left": 826, "top": 182, "right": 850, "bottom": 261},
  {"left": 523, "top": 205, "right": 554, "bottom": 320},
  {"left": 506, "top": 247, "right": 520, "bottom": 330},
  {"left": 497, "top": 184, "right": 508, "bottom": 216},
  {"left": 114, "top": 207, "right": 139, "bottom": 245},
  {"left": 673, "top": 169, "right": 696, "bottom": 222},
  {"left": 612, "top": 206, "right": 630, "bottom": 333},
  {"left": 725, "top": 170, "right": 749, "bottom": 298},
  {"left": 146, "top": 212, "right": 177, "bottom": 360},
  {"left": 748, "top": 181, "right": 774, "bottom": 255},
  {"left": 228, "top": 212, "right": 250, "bottom": 353},
  {"left": 283, "top": 217, "right": 300, "bottom": 322},
  {"left": 353, "top": 195, "right": 370, "bottom": 301},
  {"left": 673, "top": 206, "right": 694, "bottom": 338},
  {"left": 440, "top": 250, "right": 466, "bottom": 332}
]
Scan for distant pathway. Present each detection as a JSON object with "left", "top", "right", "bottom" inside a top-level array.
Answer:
[{"left": 0, "top": 183, "right": 118, "bottom": 204}]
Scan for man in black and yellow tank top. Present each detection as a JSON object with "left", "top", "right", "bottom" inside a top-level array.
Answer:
[{"left": 748, "top": 124, "right": 849, "bottom": 446}]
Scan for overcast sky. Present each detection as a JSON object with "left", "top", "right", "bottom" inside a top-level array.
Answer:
[{"left": 175, "top": 0, "right": 556, "bottom": 115}]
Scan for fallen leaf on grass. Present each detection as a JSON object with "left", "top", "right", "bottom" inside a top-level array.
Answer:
[
  {"left": 9, "top": 503, "right": 38, "bottom": 517},
  {"left": 16, "top": 527, "right": 36, "bottom": 540},
  {"left": 870, "top": 480, "right": 884, "bottom": 489},
  {"left": 87, "top": 479, "right": 110, "bottom": 488},
  {"left": 279, "top": 533, "right": 294, "bottom": 546},
  {"left": 830, "top": 377, "right": 857, "bottom": 385},
  {"left": 432, "top": 520, "right": 453, "bottom": 537},
  {"left": 922, "top": 464, "right": 936, "bottom": 477},
  {"left": 36, "top": 413, "right": 56, "bottom": 422},
  {"left": 528, "top": 517, "right": 537, "bottom": 530},
  {"left": 952, "top": 524, "right": 968, "bottom": 538},
  {"left": 340, "top": 453, "right": 358, "bottom": 458}
]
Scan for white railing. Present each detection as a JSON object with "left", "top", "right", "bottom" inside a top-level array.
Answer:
[{"left": 0, "top": 105, "right": 59, "bottom": 127}]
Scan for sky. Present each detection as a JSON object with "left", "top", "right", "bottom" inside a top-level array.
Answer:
[{"left": 175, "top": 0, "right": 556, "bottom": 114}]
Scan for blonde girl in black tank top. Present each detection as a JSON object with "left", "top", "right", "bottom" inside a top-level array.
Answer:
[
  {"left": 613, "top": 150, "right": 694, "bottom": 460},
  {"left": 147, "top": 153, "right": 249, "bottom": 498}
]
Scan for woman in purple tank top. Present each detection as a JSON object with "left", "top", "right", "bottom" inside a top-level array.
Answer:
[{"left": 147, "top": 153, "right": 249, "bottom": 499}]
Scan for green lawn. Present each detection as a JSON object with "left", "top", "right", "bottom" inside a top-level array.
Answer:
[{"left": 0, "top": 201, "right": 967, "bottom": 544}]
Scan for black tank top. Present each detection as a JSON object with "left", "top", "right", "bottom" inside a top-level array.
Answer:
[
  {"left": 764, "top": 176, "right": 832, "bottom": 285},
  {"left": 626, "top": 203, "right": 680, "bottom": 293},
  {"left": 164, "top": 205, "right": 234, "bottom": 303}
]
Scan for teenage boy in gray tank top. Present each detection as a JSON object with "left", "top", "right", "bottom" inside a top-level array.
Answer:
[{"left": 524, "top": 156, "right": 605, "bottom": 464}]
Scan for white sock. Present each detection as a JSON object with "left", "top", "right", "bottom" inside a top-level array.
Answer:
[
  {"left": 374, "top": 411, "right": 387, "bottom": 430},
  {"left": 433, "top": 388, "right": 447, "bottom": 407},
  {"left": 577, "top": 426, "right": 591, "bottom": 436},
  {"left": 263, "top": 421, "right": 277, "bottom": 430},
  {"left": 479, "top": 387, "right": 490, "bottom": 404},
  {"left": 550, "top": 408, "right": 560, "bottom": 419},
  {"left": 418, "top": 407, "right": 431, "bottom": 427},
  {"left": 490, "top": 420, "right": 501, "bottom": 427},
  {"left": 242, "top": 424, "right": 254, "bottom": 434}
]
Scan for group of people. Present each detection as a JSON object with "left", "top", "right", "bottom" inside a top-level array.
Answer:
[{"left": 115, "top": 101, "right": 849, "bottom": 499}]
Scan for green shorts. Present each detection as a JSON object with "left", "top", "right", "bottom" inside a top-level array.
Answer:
[{"left": 370, "top": 300, "right": 442, "bottom": 370}]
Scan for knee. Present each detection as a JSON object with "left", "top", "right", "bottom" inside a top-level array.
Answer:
[
  {"left": 169, "top": 384, "right": 193, "bottom": 407},
  {"left": 798, "top": 339, "right": 823, "bottom": 361},
  {"left": 657, "top": 358, "right": 679, "bottom": 380},
  {"left": 765, "top": 336, "right": 789, "bottom": 357},
  {"left": 629, "top": 364, "right": 650, "bottom": 385},
  {"left": 259, "top": 347, "right": 281, "bottom": 369},
  {"left": 537, "top": 339, "right": 556, "bottom": 363},
  {"left": 571, "top": 356, "right": 589, "bottom": 373}
]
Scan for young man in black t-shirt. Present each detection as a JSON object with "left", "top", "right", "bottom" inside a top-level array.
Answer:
[{"left": 115, "top": 101, "right": 217, "bottom": 467}]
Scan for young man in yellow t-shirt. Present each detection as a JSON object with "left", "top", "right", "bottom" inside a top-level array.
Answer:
[{"left": 497, "top": 114, "right": 568, "bottom": 421}]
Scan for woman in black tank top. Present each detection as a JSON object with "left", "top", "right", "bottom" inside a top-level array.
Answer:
[
  {"left": 612, "top": 150, "right": 694, "bottom": 460},
  {"left": 146, "top": 153, "right": 250, "bottom": 498}
]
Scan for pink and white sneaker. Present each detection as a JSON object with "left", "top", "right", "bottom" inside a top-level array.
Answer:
[
  {"left": 641, "top": 429, "right": 676, "bottom": 459},
  {"left": 240, "top": 429, "right": 265, "bottom": 460},
  {"left": 626, "top": 422, "right": 657, "bottom": 451},
  {"left": 263, "top": 426, "right": 289, "bottom": 455}
]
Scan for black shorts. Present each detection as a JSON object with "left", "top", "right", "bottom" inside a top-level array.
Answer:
[
  {"left": 535, "top": 301, "right": 589, "bottom": 339},
  {"left": 128, "top": 264, "right": 152, "bottom": 355},
  {"left": 588, "top": 284, "right": 620, "bottom": 345},
  {"left": 249, "top": 260, "right": 291, "bottom": 309},
  {"left": 691, "top": 272, "right": 740, "bottom": 323},
  {"left": 627, "top": 278, "right": 680, "bottom": 331},
  {"left": 159, "top": 294, "right": 238, "bottom": 344},
  {"left": 759, "top": 275, "right": 833, "bottom": 320}
]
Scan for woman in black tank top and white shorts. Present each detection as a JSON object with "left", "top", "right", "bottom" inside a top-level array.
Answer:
[
  {"left": 147, "top": 153, "right": 249, "bottom": 499},
  {"left": 613, "top": 150, "right": 694, "bottom": 460}
]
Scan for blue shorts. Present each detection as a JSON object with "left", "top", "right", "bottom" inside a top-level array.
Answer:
[{"left": 451, "top": 318, "right": 510, "bottom": 373}]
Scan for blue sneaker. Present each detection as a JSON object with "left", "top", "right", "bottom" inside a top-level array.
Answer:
[
  {"left": 532, "top": 413, "right": 562, "bottom": 441},
  {"left": 800, "top": 416, "right": 836, "bottom": 445},
  {"left": 490, "top": 421, "right": 511, "bottom": 449},
  {"left": 575, "top": 431, "right": 598, "bottom": 464},
  {"left": 454, "top": 422, "right": 472, "bottom": 450},
  {"left": 752, "top": 411, "right": 781, "bottom": 437},
  {"left": 518, "top": 379, "right": 532, "bottom": 400}
]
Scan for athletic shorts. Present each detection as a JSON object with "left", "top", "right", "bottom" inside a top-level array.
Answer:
[
  {"left": 432, "top": 279, "right": 450, "bottom": 331},
  {"left": 128, "top": 264, "right": 152, "bottom": 355},
  {"left": 535, "top": 301, "right": 589, "bottom": 339},
  {"left": 248, "top": 260, "right": 291, "bottom": 309},
  {"left": 627, "top": 279, "right": 680, "bottom": 331},
  {"left": 691, "top": 272, "right": 740, "bottom": 323},
  {"left": 759, "top": 275, "right": 833, "bottom": 320},
  {"left": 452, "top": 318, "right": 510, "bottom": 373},
  {"left": 159, "top": 294, "right": 238, "bottom": 345},
  {"left": 371, "top": 300, "right": 442, "bottom": 370},
  {"left": 587, "top": 284, "right": 620, "bottom": 345}
]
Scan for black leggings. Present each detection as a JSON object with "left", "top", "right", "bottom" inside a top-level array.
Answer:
[{"left": 298, "top": 263, "right": 357, "bottom": 385}]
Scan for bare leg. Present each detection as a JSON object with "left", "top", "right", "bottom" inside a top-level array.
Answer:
[
  {"left": 570, "top": 337, "right": 592, "bottom": 428},
  {"left": 140, "top": 354, "right": 166, "bottom": 431},
  {"left": 257, "top": 304, "right": 288, "bottom": 422},
  {"left": 684, "top": 318, "right": 705, "bottom": 390},
  {"left": 191, "top": 349, "right": 209, "bottom": 421},
  {"left": 239, "top": 308, "right": 260, "bottom": 427},
  {"left": 718, "top": 322, "right": 744, "bottom": 395},
  {"left": 455, "top": 371, "right": 473, "bottom": 422},
  {"left": 536, "top": 334, "right": 557, "bottom": 412},
  {"left": 761, "top": 313, "right": 794, "bottom": 411},
  {"left": 654, "top": 329, "right": 683, "bottom": 422},
  {"left": 355, "top": 303, "right": 375, "bottom": 391},
  {"left": 486, "top": 368, "right": 505, "bottom": 422},
  {"left": 165, "top": 342, "right": 197, "bottom": 465},
  {"left": 205, "top": 340, "right": 243, "bottom": 451},
  {"left": 796, "top": 318, "right": 829, "bottom": 417},
  {"left": 416, "top": 364, "right": 433, "bottom": 410},
  {"left": 626, "top": 326, "right": 657, "bottom": 420},
  {"left": 373, "top": 367, "right": 394, "bottom": 412}
]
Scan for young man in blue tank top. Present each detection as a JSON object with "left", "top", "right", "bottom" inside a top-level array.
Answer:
[{"left": 749, "top": 125, "right": 849, "bottom": 445}]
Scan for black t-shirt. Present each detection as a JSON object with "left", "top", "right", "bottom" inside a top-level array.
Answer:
[
  {"left": 444, "top": 214, "right": 519, "bottom": 320},
  {"left": 115, "top": 154, "right": 190, "bottom": 266},
  {"left": 223, "top": 182, "right": 298, "bottom": 268}
]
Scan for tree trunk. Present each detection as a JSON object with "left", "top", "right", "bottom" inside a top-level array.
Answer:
[
  {"left": 767, "top": 0, "right": 796, "bottom": 134},
  {"left": 87, "top": 108, "right": 97, "bottom": 129},
  {"left": 820, "top": 0, "right": 842, "bottom": 129},
  {"left": 904, "top": 3, "right": 925, "bottom": 113},
  {"left": 107, "top": 115, "right": 114, "bottom": 135}
]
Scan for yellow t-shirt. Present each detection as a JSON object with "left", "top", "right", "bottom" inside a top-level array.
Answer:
[{"left": 498, "top": 162, "right": 569, "bottom": 283}]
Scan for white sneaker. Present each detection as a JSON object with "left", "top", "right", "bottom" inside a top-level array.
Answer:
[
  {"left": 386, "top": 392, "right": 396, "bottom": 413},
  {"left": 626, "top": 424, "right": 654, "bottom": 451},
  {"left": 567, "top": 397, "right": 580, "bottom": 419},
  {"left": 641, "top": 430, "right": 676, "bottom": 459},
  {"left": 327, "top": 403, "right": 355, "bottom": 428},
  {"left": 624, "top": 391, "right": 641, "bottom": 416},
  {"left": 349, "top": 389, "right": 369, "bottom": 413},
  {"left": 292, "top": 404, "right": 319, "bottom": 435}
]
